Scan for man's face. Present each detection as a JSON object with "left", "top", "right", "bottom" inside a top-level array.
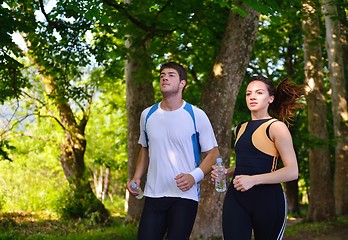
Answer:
[{"left": 160, "top": 68, "right": 186, "bottom": 95}]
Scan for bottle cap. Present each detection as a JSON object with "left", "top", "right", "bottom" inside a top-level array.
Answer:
[
  {"left": 216, "top": 157, "right": 222, "bottom": 164},
  {"left": 131, "top": 183, "right": 137, "bottom": 189}
]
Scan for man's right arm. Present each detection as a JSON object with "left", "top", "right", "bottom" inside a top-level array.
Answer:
[{"left": 126, "top": 147, "right": 149, "bottom": 195}]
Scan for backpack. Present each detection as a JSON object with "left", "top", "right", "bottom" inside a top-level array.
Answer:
[{"left": 144, "top": 102, "right": 201, "bottom": 167}]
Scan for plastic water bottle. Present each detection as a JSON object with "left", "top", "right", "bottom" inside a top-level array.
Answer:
[
  {"left": 215, "top": 158, "right": 226, "bottom": 192},
  {"left": 131, "top": 183, "right": 144, "bottom": 199}
]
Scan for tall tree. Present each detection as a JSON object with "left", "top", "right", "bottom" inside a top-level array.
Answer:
[
  {"left": 6, "top": 0, "right": 111, "bottom": 221},
  {"left": 301, "top": 0, "right": 336, "bottom": 221},
  {"left": 37, "top": 70, "right": 109, "bottom": 221},
  {"left": 320, "top": 0, "right": 348, "bottom": 215},
  {"left": 124, "top": 35, "right": 155, "bottom": 222},
  {"left": 193, "top": 2, "right": 260, "bottom": 238}
]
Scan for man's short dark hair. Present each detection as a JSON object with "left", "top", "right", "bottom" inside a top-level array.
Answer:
[{"left": 160, "top": 62, "right": 187, "bottom": 81}]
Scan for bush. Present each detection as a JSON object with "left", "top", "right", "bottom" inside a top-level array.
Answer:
[{"left": 54, "top": 186, "right": 110, "bottom": 225}]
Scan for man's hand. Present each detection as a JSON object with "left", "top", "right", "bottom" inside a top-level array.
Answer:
[
  {"left": 126, "top": 179, "right": 141, "bottom": 196},
  {"left": 175, "top": 173, "right": 195, "bottom": 192}
]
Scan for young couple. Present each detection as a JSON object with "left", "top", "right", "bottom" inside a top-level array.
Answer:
[{"left": 126, "top": 62, "right": 304, "bottom": 240}]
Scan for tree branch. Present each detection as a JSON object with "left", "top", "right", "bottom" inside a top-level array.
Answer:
[
  {"left": 102, "top": 0, "right": 176, "bottom": 35},
  {"left": 38, "top": 0, "right": 65, "bottom": 30}
]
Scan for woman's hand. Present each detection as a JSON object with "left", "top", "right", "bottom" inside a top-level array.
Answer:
[
  {"left": 233, "top": 175, "right": 255, "bottom": 192},
  {"left": 210, "top": 165, "right": 218, "bottom": 182},
  {"left": 211, "top": 165, "right": 229, "bottom": 182}
]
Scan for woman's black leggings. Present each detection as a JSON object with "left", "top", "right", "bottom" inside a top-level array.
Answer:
[
  {"left": 222, "top": 184, "right": 287, "bottom": 240},
  {"left": 138, "top": 197, "right": 198, "bottom": 240}
]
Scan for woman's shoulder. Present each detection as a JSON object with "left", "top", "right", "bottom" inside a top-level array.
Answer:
[
  {"left": 269, "top": 119, "right": 291, "bottom": 140},
  {"left": 269, "top": 119, "right": 288, "bottom": 129}
]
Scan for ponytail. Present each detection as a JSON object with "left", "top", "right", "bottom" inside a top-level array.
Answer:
[{"left": 270, "top": 79, "right": 305, "bottom": 123}]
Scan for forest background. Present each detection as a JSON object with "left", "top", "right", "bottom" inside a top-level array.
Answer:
[{"left": 0, "top": 0, "right": 347, "bottom": 239}]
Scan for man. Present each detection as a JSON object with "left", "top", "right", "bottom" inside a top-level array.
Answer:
[{"left": 127, "top": 62, "right": 219, "bottom": 240}]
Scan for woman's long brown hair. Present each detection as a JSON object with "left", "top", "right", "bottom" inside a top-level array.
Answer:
[{"left": 249, "top": 76, "right": 305, "bottom": 123}]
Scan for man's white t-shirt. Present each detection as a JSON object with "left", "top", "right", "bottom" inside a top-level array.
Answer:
[{"left": 138, "top": 101, "right": 218, "bottom": 202}]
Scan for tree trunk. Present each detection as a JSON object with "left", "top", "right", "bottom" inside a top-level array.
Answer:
[
  {"left": 102, "top": 167, "right": 110, "bottom": 201},
  {"left": 192, "top": 3, "right": 260, "bottom": 239},
  {"left": 93, "top": 166, "right": 103, "bottom": 200},
  {"left": 336, "top": 0, "right": 348, "bottom": 83},
  {"left": 41, "top": 74, "right": 109, "bottom": 222},
  {"left": 92, "top": 165, "right": 108, "bottom": 201},
  {"left": 301, "top": 0, "right": 336, "bottom": 221},
  {"left": 125, "top": 47, "right": 154, "bottom": 222},
  {"left": 320, "top": 0, "right": 348, "bottom": 215},
  {"left": 285, "top": 180, "right": 300, "bottom": 214}
]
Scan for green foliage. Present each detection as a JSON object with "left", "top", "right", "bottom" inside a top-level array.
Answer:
[
  {"left": 0, "top": 66, "right": 128, "bottom": 220},
  {"left": 0, "top": 146, "right": 66, "bottom": 213},
  {"left": 249, "top": 5, "right": 304, "bottom": 81},
  {"left": 0, "top": 189, "right": 6, "bottom": 212},
  {"left": 0, "top": 2, "right": 32, "bottom": 103},
  {"left": 99, "top": 0, "right": 229, "bottom": 106},
  {"left": 0, "top": 140, "right": 14, "bottom": 162},
  {"left": 54, "top": 187, "right": 102, "bottom": 222},
  {"left": 104, "top": 195, "right": 127, "bottom": 218},
  {"left": 242, "top": 0, "right": 281, "bottom": 15},
  {"left": 0, "top": 102, "right": 68, "bottom": 213},
  {"left": 85, "top": 70, "right": 128, "bottom": 196}
]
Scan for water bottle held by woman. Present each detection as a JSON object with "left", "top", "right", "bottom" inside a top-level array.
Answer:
[{"left": 215, "top": 157, "right": 226, "bottom": 192}]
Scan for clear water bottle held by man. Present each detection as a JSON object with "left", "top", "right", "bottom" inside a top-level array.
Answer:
[
  {"left": 131, "top": 182, "right": 144, "bottom": 199},
  {"left": 215, "top": 157, "right": 226, "bottom": 192}
]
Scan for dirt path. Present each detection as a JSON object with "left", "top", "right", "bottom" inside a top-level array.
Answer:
[
  {"left": 284, "top": 218, "right": 348, "bottom": 240},
  {"left": 284, "top": 225, "right": 348, "bottom": 240},
  {"left": 314, "top": 227, "right": 348, "bottom": 240}
]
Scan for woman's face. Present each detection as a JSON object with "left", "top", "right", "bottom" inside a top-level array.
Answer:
[{"left": 245, "top": 80, "right": 274, "bottom": 113}]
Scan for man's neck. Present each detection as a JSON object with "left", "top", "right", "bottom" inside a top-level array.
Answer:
[{"left": 160, "top": 97, "right": 184, "bottom": 111}]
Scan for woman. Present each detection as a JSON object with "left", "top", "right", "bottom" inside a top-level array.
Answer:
[{"left": 212, "top": 75, "right": 304, "bottom": 240}]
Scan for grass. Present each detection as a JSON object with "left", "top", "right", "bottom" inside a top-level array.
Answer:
[
  {"left": 284, "top": 215, "right": 348, "bottom": 240},
  {"left": 0, "top": 211, "right": 137, "bottom": 240},
  {"left": 0, "top": 211, "right": 347, "bottom": 240}
]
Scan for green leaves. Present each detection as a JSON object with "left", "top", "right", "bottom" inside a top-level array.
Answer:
[
  {"left": 0, "top": 3, "right": 32, "bottom": 103},
  {"left": 0, "top": 140, "right": 14, "bottom": 162},
  {"left": 242, "top": 0, "right": 281, "bottom": 15}
]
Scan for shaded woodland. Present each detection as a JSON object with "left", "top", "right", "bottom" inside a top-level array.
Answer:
[{"left": 0, "top": 0, "right": 347, "bottom": 239}]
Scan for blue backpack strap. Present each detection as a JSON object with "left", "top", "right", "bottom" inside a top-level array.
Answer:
[
  {"left": 183, "top": 103, "right": 201, "bottom": 167},
  {"left": 184, "top": 103, "right": 202, "bottom": 200},
  {"left": 144, "top": 103, "right": 159, "bottom": 147},
  {"left": 184, "top": 103, "right": 197, "bottom": 132}
]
